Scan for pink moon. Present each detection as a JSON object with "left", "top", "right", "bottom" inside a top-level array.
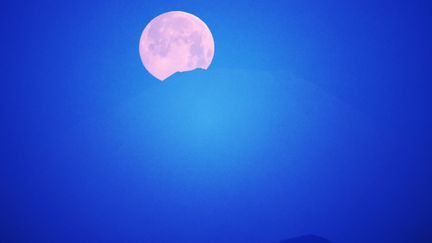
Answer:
[{"left": 139, "top": 11, "right": 215, "bottom": 81}]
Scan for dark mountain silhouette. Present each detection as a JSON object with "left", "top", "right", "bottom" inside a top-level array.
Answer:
[{"left": 280, "top": 235, "right": 331, "bottom": 243}]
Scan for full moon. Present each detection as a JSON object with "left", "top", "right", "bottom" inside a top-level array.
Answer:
[{"left": 139, "top": 11, "right": 215, "bottom": 81}]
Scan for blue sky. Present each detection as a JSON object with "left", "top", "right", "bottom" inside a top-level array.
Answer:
[{"left": 1, "top": 0, "right": 432, "bottom": 242}]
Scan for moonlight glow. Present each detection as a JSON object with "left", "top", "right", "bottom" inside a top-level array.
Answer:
[{"left": 139, "top": 11, "right": 215, "bottom": 81}]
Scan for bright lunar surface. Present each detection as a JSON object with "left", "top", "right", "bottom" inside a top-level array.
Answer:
[{"left": 139, "top": 11, "right": 215, "bottom": 81}]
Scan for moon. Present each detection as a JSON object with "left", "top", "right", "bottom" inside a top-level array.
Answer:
[{"left": 139, "top": 11, "right": 215, "bottom": 81}]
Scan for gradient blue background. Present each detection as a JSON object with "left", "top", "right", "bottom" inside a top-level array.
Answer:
[{"left": 1, "top": 0, "right": 432, "bottom": 242}]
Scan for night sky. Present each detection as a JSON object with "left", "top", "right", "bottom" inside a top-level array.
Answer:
[{"left": 1, "top": 0, "right": 432, "bottom": 242}]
